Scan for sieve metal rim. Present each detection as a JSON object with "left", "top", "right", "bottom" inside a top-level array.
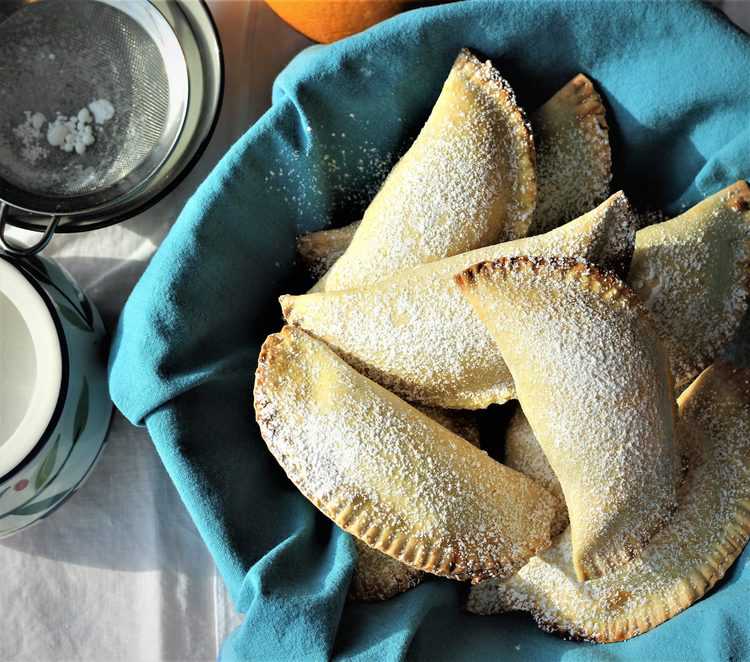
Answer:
[
  {"left": 0, "top": 0, "right": 189, "bottom": 213},
  {"left": 0, "top": 0, "right": 223, "bottom": 254}
]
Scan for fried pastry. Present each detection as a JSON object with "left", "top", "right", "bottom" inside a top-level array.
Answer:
[
  {"left": 628, "top": 181, "right": 750, "bottom": 390},
  {"left": 349, "top": 538, "right": 424, "bottom": 602},
  {"left": 504, "top": 182, "right": 750, "bottom": 519},
  {"left": 457, "top": 258, "right": 679, "bottom": 580},
  {"left": 282, "top": 192, "right": 635, "bottom": 409},
  {"left": 349, "top": 405, "right": 479, "bottom": 601},
  {"left": 312, "top": 49, "right": 536, "bottom": 293},
  {"left": 254, "top": 326, "right": 559, "bottom": 583},
  {"left": 504, "top": 407, "right": 567, "bottom": 535},
  {"left": 528, "top": 74, "right": 611, "bottom": 236},
  {"left": 467, "top": 363, "right": 750, "bottom": 643},
  {"left": 299, "top": 74, "right": 611, "bottom": 276}
]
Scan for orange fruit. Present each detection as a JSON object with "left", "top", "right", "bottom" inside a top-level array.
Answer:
[{"left": 265, "top": 0, "right": 406, "bottom": 44}]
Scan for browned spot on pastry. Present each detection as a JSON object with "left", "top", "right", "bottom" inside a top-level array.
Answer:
[
  {"left": 458, "top": 256, "right": 678, "bottom": 581},
  {"left": 254, "top": 326, "right": 558, "bottom": 583},
  {"left": 468, "top": 363, "right": 750, "bottom": 642}
]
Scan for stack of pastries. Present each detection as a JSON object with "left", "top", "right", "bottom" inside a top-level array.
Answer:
[{"left": 253, "top": 49, "right": 750, "bottom": 642}]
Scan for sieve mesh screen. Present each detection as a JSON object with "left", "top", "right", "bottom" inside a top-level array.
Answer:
[{"left": 0, "top": 0, "right": 173, "bottom": 199}]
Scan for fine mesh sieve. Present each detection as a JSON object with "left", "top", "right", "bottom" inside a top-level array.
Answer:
[{"left": 0, "top": 0, "right": 192, "bottom": 255}]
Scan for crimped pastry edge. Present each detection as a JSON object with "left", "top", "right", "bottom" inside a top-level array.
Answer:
[
  {"left": 470, "top": 363, "right": 750, "bottom": 643},
  {"left": 454, "top": 255, "right": 640, "bottom": 309},
  {"left": 348, "top": 406, "right": 478, "bottom": 601},
  {"left": 453, "top": 49, "right": 538, "bottom": 241},
  {"left": 529, "top": 72, "right": 612, "bottom": 236},
  {"left": 664, "top": 180, "right": 750, "bottom": 390},
  {"left": 348, "top": 539, "right": 424, "bottom": 602},
  {"left": 455, "top": 255, "right": 678, "bottom": 581},
  {"left": 543, "top": 72, "right": 611, "bottom": 167},
  {"left": 566, "top": 74, "right": 612, "bottom": 203},
  {"left": 254, "top": 326, "right": 553, "bottom": 583},
  {"left": 477, "top": 509, "right": 750, "bottom": 643}
]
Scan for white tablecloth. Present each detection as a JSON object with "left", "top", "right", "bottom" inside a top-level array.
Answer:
[
  {"left": 0, "top": 3, "right": 309, "bottom": 660},
  {"left": 1, "top": 1, "right": 747, "bottom": 660}
]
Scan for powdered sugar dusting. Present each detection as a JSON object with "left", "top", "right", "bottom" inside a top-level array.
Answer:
[
  {"left": 628, "top": 182, "right": 750, "bottom": 390},
  {"left": 263, "top": 135, "right": 396, "bottom": 223},
  {"left": 458, "top": 257, "right": 679, "bottom": 580},
  {"left": 467, "top": 364, "right": 750, "bottom": 643},
  {"left": 283, "top": 194, "right": 635, "bottom": 410},
  {"left": 297, "top": 74, "right": 613, "bottom": 281},
  {"left": 505, "top": 408, "right": 563, "bottom": 502},
  {"left": 12, "top": 111, "right": 49, "bottom": 164},
  {"left": 314, "top": 50, "right": 536, "bottom": 293},
  {"left": 254, "top": 326, "right": 558, "bottom": 582},
  {"left": 504, "top": 407, "right": 568, "bottom": 535},
  {"left": 350, "top": 406, "right": 479, "bottom": 601},
  {"left": 350, "top": 538, "right": 423, "bottom": 601},
  {"left": 528, "top": 74, "right": 612, "bottom": 236}
]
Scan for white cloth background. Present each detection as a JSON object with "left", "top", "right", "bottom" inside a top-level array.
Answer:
[{"left": 0, "top": 1, "right": 747, "bottom": 660}]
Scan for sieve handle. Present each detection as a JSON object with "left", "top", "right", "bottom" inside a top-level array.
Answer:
[{"left": 0, "top": 202, "right": 60, "bottom": 257}]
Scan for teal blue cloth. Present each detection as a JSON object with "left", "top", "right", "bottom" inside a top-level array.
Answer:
[{"left": 109, "top": 1, "right": 750, "bottom": 659}]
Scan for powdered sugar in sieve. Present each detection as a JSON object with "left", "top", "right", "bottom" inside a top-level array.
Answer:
[{"left": 0, "top": 0, "right": 175, "bottom": 200}]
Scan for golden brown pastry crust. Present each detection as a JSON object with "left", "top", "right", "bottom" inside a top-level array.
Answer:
[
  {"left": 504, "top": 407, "right": 567, "bottom": 535},
  {"left": 313, "top": 49, "right": 537, "bottom": 293},
  {"left": 457, "top": 257, "right": 679, "bottom": 581},
  {"left": 528, "top": 74, "right": 612, "bottom": 236},
  {"left": 298, "top": 222, "right": 360, "bottom": 278},
  {"left": 628, "top": 180, "right": 750, "bottom": 390},
  {"left": 467, "top": 363, "right": 750, "bottom": 643},
  {"left": 254, "top": 326, "right": 559, "bottom": 583},
  {"left": 282, "top": 193, "right": 636, "bottom": 409},
  {"left": 349, "top": 539, "right": 424, "bottom": 602},
  {"left": 349, "top": 405, "right": 478, "bottom": 601},
  {"left": 298, "top": 75, "right": 611, "bottom": 278}
]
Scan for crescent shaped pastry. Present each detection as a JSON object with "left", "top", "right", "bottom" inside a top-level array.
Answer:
[
  {"left": 467, "top": 363, "right": 750, "bottom": 643},
  {"left": 528, "top": 74, "right": 611, "bottom": 236},
  {"left": 349, "top": 406, "right": 479, "bottom": 601},
  {"left": 299, "top": 74, "right": 611, "bottom": 277},
  {"left": 254, "top": 326, "right": 559, "bottom": 583},
  {"left": 628, "top": 181, "right": 750, "bottom": 390},
  {"left": 312, "top": 49, "right": 537, "bottom": 293},
  {"left": 456, "top": 258, "right": 679, "bottom": 580},
  {"left": 504, "top": 407, "right": 567, "bottom": 535},
  {"left": 282, "top": 192, "right": 636, "bottom": 409}
]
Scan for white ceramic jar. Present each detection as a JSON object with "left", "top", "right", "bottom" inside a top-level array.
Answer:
[{"left": 0, "top": 255, "right": 111, "bottom": 537}]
